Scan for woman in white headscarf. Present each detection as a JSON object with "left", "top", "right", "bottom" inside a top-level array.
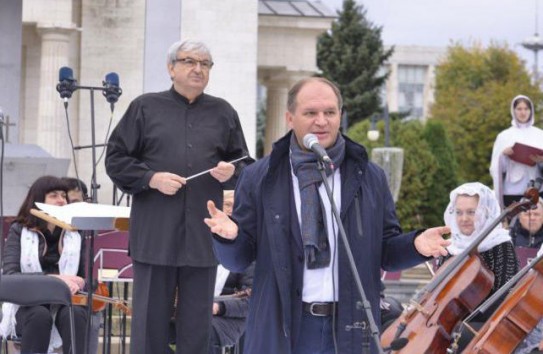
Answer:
[
  {"left": 440, "top": 182, "right": 520, "bottom": 351},
  {"left": 442, "top": 182, "right": 519, "bottom": 293},
  {"left": 490, "top": 95, "right": 543, "bottom": 210}
]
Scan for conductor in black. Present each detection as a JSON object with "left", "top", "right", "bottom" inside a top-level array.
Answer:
[{"left": 105, "top": 39, "right": 251, "bottom": 354}]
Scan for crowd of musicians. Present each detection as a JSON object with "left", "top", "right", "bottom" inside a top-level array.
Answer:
[{"left": 1, "top": 40, "right": 543, "bottom": 354}]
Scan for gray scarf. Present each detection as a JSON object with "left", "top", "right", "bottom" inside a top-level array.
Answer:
[{"left": 290, "top": 133, "right": 345, "bottom": 269}]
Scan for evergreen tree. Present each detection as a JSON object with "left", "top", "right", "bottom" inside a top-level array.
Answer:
[
  {"left": 420, "top": 120, "right": 458, "bottom": 227},
  {"left": 318, "top": 0, "right": 393, "bottom": 127},
  {"left": 392, "top": 121, "right": 437, "bottom": 230}
]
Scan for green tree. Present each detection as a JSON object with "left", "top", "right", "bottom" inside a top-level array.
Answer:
[
  {"left": 420, "top": 120, "right": 458, "bottom": 227},
  {"left": 348, "top": 119, "right": 437, "bottom": 229},
  {"left": 393, "top": 121, "right": 437, "bottom": 230},
  {"left": 317, "top": 0, "right": 393, "bottom": 127},
  {"left": 431, "top": 43, "right": 543, "bottom": 184}
]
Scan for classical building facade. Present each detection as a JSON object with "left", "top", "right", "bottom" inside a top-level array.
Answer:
[
  {"left": 0, "top": 0, "right": 334, "bottom": 205},
  {"left": 385, "top": 45, "right": 446, "bottom": 121},
  {"left": 0, "top": 0, "right": 444, "bottom": 209}
]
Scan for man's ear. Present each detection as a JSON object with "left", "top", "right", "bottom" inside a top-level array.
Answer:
[
  {"left": 167, "top": 63, "right": 175, "bottom": 80},
  {"left": 285, "top": 111, "right": 293, "bottom": 130}
]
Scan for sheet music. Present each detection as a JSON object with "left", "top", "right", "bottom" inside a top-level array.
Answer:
[{"left": 35, "top": 202, "right": 130, "bottom": 227}]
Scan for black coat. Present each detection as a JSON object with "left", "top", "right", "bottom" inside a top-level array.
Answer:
[
  {"left": 510, "top": 220, "right": 543, "bottom": 249},
  {"left": 106, "top": 87, "right": 251, "bottom": 266}
]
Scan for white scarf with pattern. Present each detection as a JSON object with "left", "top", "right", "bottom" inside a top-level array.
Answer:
[{"left": 0, "top": 227, "right": 81, "bottom": 352}]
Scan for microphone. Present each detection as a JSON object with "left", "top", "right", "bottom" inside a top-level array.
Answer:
[
  {"left": 102, "top": 72, "right": 123, "bottom": 111},
  {"left": 383, "top": 337, "right": 409, "bottom": 352},
  {"left": 303, "top": 133, "right": 334, "bottom": 168},
  {"left": 56, "top": 67, "right": 78, "bottom": 107}
]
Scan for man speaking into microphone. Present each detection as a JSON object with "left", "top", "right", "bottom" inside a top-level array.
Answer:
[{"left": 205, "top": 77, "right": 451, "bottom": 354}]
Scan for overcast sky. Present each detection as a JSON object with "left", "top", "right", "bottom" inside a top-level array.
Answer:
[{"left": 326, "top": 0, "right": 541, "bottom": 74}]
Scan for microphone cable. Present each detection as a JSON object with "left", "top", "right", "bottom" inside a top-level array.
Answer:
[
  {"left": 62, "top": 102, "right": 84, "bottom": 190},
  {"left": 93, "top": 108, "right": 114, "bottom": 169},
  {"left": 329, "top": 172, "right": 339, "bottom": 354},
  {"left": 61, "top": 93, "right": 116, "bottom": 196}
]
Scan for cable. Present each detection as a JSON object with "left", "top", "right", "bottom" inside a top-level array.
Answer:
[
  {"left": 63, "top": 104, "right": 84, "bottom": 187},
  {"left": 330, "top": 171, "right": 339, "bottom": 354},
  {"left": 94, "top": 108, "right": 114, "bottom": 168}
]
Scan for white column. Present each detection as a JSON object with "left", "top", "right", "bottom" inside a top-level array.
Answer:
[
  {"left": 264, "top": 81, "right": 289, "bottom": 155},
  {"left": 261, "top": 69, "right": 312, "bottom": 155},
  {"left": 36, "top": 23, "right": 77, "bottom": 158}
]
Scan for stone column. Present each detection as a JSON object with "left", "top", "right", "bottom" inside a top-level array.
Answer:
[
  {"left": 36, "top": 22, "right": 77, "bottom": 159},
  {"left": 264, "top": 80, "right": 289, "bottom": 155},
  {"left": 261, "top": 69, "right": 312, "bottom": 155}
]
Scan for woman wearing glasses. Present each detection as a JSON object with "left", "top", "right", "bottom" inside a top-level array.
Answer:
[
  {"left": 0, "top": 176, "right": 88, "bottom": 354},
  {"left": 438, "top": 182, "right": 519, "bottom": 351}
]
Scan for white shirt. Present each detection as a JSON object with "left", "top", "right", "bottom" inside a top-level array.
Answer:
[{"left": 292, "top": 168, "right": 341, "bottom": 302}]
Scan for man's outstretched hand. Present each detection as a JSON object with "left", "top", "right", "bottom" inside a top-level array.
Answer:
[
  {"left": 204, "top": 200, "right": 239, "bottom": 240},
  {"left": 414, "top": 226, "right": 451, "bottom": 258}
]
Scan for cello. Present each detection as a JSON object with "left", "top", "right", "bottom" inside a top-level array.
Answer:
[
  {"left": 459, "top": 249, "right": 543, "bottom": 353},
  {"left": 381, "top": 187, "right": 539, "bottom": 354}
]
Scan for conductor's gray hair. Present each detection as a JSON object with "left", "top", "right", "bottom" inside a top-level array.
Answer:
[{"left": 167, "top": 40, "right": 213, "bottom": 65}]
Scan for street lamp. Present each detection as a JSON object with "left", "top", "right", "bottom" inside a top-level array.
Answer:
[
  {"left": 367, "top": 114, "right": 380, "bottom": 141},
  {"left": 367, "top": 106, "right": 390, "bottom": 147}
]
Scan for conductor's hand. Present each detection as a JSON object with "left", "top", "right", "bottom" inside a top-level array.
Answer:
[
  {"left": 210, "top": 162, "right": 235, "bottom": 183},
  {"left": 414, "top": 226, "right": 451, "bottom": 258},
  {"left": 149, "top": 172, "right": 186, "bottom": 195},
  {"left": 204, "top": 200, "right": 239, "bottom": 240}
]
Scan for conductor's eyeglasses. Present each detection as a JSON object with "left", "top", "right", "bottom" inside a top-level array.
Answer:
[{"left": 174, "top": 57, "right": 214, "bottom": 70}]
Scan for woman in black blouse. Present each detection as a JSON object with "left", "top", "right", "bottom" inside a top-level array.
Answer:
[{"left": 0, "top": 176, "right": 88, "bottom": 354}]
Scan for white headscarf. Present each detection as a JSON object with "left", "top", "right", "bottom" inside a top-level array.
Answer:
[
  {"left": 444, "top": 182, "right": 512, "bottom": 255},
  {"left": 509, "top": 94, "right": 535, "bottom": 128},
  {"left": 490, "top": 95, "right": 543, "bottom": 208}
]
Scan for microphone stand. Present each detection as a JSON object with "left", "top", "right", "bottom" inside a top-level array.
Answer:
[
  {"left": 316, "top": 160, "right": 384, "bottom": 354},
  {"left": 66, "top": 83, "right": 112, "bottom": 354}
]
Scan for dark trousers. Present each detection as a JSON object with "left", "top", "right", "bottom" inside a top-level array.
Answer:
[
  {"left": 168, "top": 314, "right": 245, "bottom": 354},
  {"left": 15, "top": 304, "right": 88, "bottom": 354},
  {"left": 130, "top": 261, "right": 216, "bottom": 354},
  {"left": 292, "top": 312, "right": 336, "bottom": 354}
]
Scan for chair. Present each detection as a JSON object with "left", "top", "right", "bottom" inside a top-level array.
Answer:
[{"left": 0, "top": 274, "right": 77, "bottom": 354}]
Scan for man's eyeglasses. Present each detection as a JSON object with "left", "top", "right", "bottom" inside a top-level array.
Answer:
[{"left": 174, "top": 57, "right": 214, "bottom": 70}]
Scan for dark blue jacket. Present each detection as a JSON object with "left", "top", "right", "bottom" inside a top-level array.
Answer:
[{"left": 213, "top": 132, "right": 428, "bottom": 354}]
